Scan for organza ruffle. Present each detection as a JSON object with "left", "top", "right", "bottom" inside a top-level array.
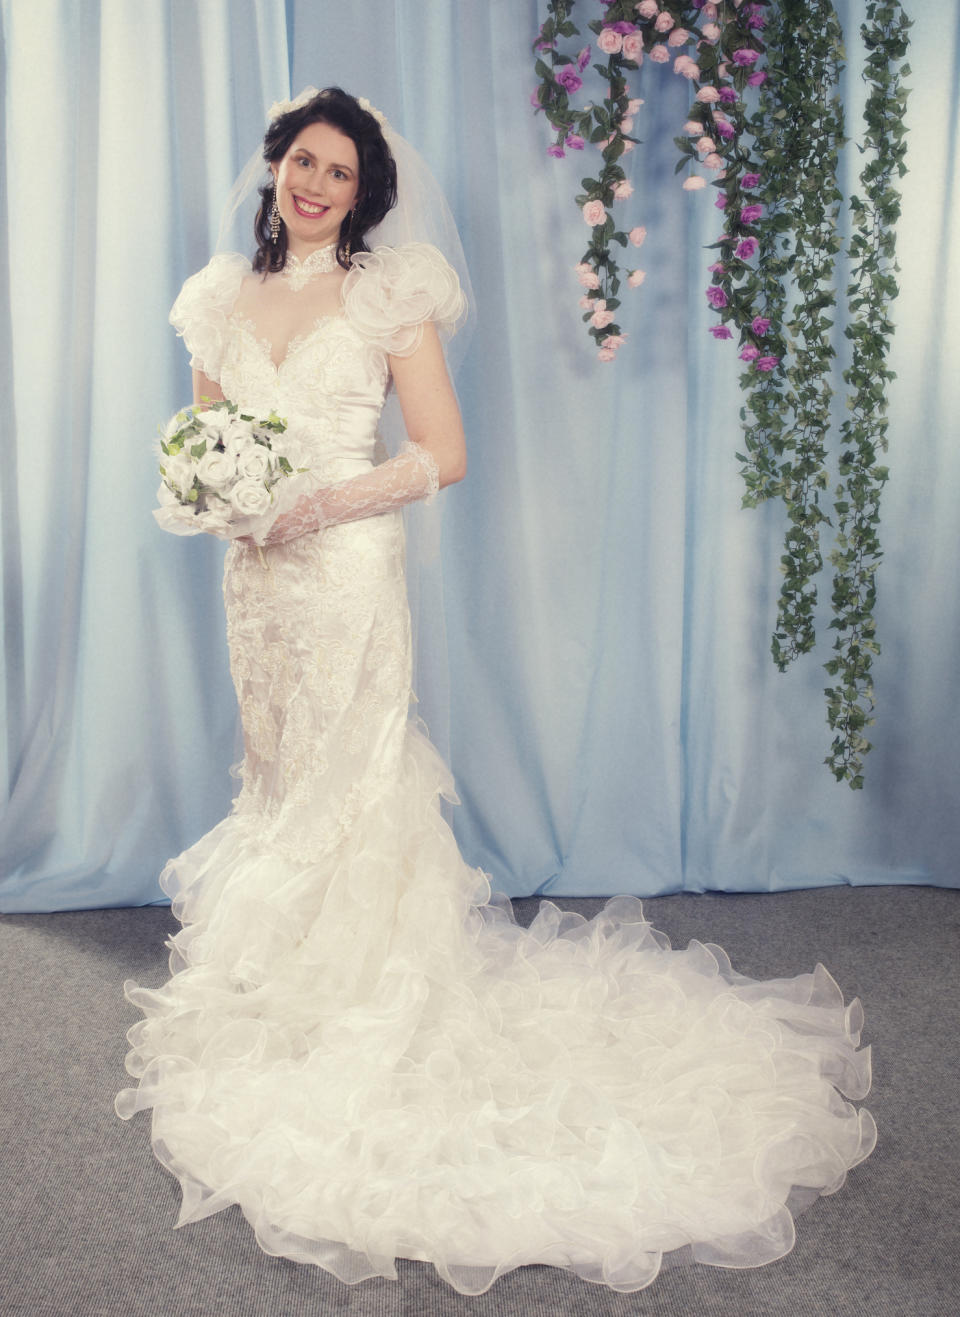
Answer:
[
  {"left": 342, "top": 243, "right": 467, "bottom": 356},
  {"left": 117, "top": 726, "right": 875, "bottom": 1296}
]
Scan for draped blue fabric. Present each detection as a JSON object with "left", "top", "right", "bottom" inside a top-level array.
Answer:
[{"left": 2, "top": 0, "right": 957, "bottom": 912}]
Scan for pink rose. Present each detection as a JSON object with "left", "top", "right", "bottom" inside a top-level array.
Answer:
[
  {"left": 747, "top": 70, "right": 768, "bottom": 86},
  {"left": 628, "top": 98, "right": 644, "bottom": 114},
  {"left": 702, "top": 22, "right": 721, "bottom": 41},
  {"left": 705, "top": 285, "right": 728, "bottom": 308},
  {"left": 577, "top": 45, "right": 591, "bottom": 72},
  {"left": 696, "top": 136, "right": 716, "bottom": 154},
  {"left": 674, "top": 55, "right": 700, "bottom": 79},
  {"left": 578, "top": 296, "right": 592, "bottom": 309},
  {"left": 654, "top": 11, "right": 675, "bottom": 32},
  {"left": 695, "top": 85, "right": 721, "bottom": 103},
  {"left": 709, "top": 324, "right": 732, "bottom": 339},
  {"left": 635, "top": 0, "right": 659, "bottom": 18},
  {"left": 649, "top": 44, "right": 670, "bottom": 63},
  {"left": 667, "top": 28, "right": 689, "bottom": 46},
  {"left": 755, "top": 355, "right": 780, "bottom": 371},
  {"left": 547, "top": 144, "right": 565, "bottom": 159},
  {"left": 739, "top": 344, "right": 760, "bottom": 361},
  {"left": 703, "top": 153, "right": 724, "bottom": 171},
  {"left": 684, "top": 119, "right": 702, "bottom": 134},
  {"left": 623, "top": 33, "right": 644, "bottom": 61},
  {"left": 597, "top": 28, "right": 623, "bottom": 54},
  {"left": 702, "top": 2, "right": 718, "bottom": 17},
  {"left": 597, "top": 347, "right": 616, "bottom": 362},
  {"left": 732, "top": 48, "right": 760, "bottom": 66},
  {"left": 582, "top": 199, "right": 607, "bottom": 226},
  {"left": 628, "top": 269, "right": 646, "bottom": 287},
  {"left": 629, "top": 225, "right": 647, "bottom": 246},
  {"left": 741, "top": 172, "right": 761, "bottom": 188},
  {"left": 613, "top": 180, "right": 634, "bottom": 200},
  {"left": 575, "top": 262, "right": 601, "bottom": 289},
  {"left": 591, "top": 307, "right": 615, "bottom": 328},
  {"left": 621, "top": 116, "right": 635, "bottom": 134},
  {"left": 735, "top": 237, "right": 758, "bottom": 259},
  {"left": 707, "top": 261, "right": 724, "bottom": 273},
  {"left": 682, "top": 175, "right": 707, "bottom": 190},
  {"left": 604, "top": 334, "right": 628, "bottom": 349},
  {"left": 751, "top": 315, "right": 771, "bottom": 335},
  {"left": 621, "top": 140, "right": 636, "bottom": 153},
  {"left": 566, "top": 133, "right": 586, "bottom": 150}
]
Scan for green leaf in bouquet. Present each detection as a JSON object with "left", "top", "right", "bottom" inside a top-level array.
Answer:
[
  {"left": 187, "top": 487, "right": 199, "bottom": 503},
  {"left": 190, "top": 441, "right": 207, "bottom": 459}
]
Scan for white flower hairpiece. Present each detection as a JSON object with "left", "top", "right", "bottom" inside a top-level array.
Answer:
[{"left": 266, "top": 88, "right": 391, "bottom": 134}]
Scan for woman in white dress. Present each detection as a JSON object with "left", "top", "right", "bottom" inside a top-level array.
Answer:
[{"left": 116, "top": 88, "right": 876, "bottom": 1296}]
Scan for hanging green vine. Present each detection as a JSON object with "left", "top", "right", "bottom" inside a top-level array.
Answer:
[
  {"left": 531, "top": 1, "right": 912, "bottom": 785},
  {"left": 824, "top": 1, "right": 912, "bottom": 787}
]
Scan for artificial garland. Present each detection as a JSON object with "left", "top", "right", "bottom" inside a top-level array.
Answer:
[{"left": 531, "top": 0, "right": 911, "bottom": 786}]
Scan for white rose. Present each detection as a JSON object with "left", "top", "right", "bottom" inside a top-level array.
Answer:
[
  {"left": 237, "top": 445, "right": 272, "bottom": 481},
  {"left": 229, "top": 477, "right": 273, "bottom": 516},
  {"left": 163, "top": 452, "right": 196, "bottom": 498},
  {"left": 197, "top": 449, "right": 236, "bottom": 490},
  {"left": 221, "top": 419, "right": 253, "bottom": 455}
]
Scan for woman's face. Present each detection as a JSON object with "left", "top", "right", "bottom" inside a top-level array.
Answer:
[{"left": 271, "top": 120, "right": 360, "bottom": 259}]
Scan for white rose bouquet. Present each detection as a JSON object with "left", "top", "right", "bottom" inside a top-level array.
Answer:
[{"left": 154, "top": 400, "right": 302, "bottom": 541}]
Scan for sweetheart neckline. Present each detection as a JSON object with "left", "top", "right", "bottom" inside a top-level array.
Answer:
[{"left": 229, "top": 311, "right": 349, "bottom": 372}]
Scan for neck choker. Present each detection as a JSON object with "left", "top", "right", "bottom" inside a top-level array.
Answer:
[{"left": 282, "top": 243, "right": 338, "bottom": 291}]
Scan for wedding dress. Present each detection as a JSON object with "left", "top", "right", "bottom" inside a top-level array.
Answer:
[{"left": 116, "top": 241, "right": 876, "bottom": 1296}]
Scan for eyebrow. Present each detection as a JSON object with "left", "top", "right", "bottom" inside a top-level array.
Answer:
[{"left": 291, "top": 147, "right": 355, "bottom": 172}]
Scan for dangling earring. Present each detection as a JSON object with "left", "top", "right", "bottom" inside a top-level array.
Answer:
[
  {"left": 270, "top": 183, "right": 280, "bottom": 244},
  {"left": 344, "top": 209, "right": 354, "bottom": 262}
]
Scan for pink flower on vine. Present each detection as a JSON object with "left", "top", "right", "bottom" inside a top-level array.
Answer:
[
  {"left": 577, "top": 46, "right": 591, "bottom": 71},
  {"left": 710, "top": 324, "right": 733, "bottom": 339},
  {"left": 695, "top": 86, "right": 721, "bottom": 103},
  {"left": 547, "top": 143, "right": 565, "bottom": 159},
  {"left": 591, "top": 306, "right": 615, "bottom": 328},
  {"left": 741, "top": 172, "right": 761, "bottom": 188},
  {"left": 702, "top": 22, "right": 721, "bottom": 42},
  {"left": 621, "top": 116, "right": 636, "bottom": 134},
  {"left": 597, "top": 347, "right": 616, "bottom": 362},
  {"left": 566, "top": 133, "right": 585, "bottom": 150},
  {"left": 597, "top": 28, "right": 623, "bottom": 54},
  {"left": 649, "top": 44, "right": 670, "bottom": 63},
  {"left": 739, "top": 344, "right": 760, "bottom": 361},
  {"left": 636, "top": 0, "right": 658, "bottom": 16},
  {"left": 578, "top": 295, "right": 592, "bottom": 309},
  {"left": 604, "top": 334, "right": 628, "bottom": 349},
  {"left": 751, "top": 316, "right": 771, "bottom": 334},
  {"left": 696, "top": 136, "right": 716, "bottom": 154},
  {"left": 629, "top": 226, "right": 647, "bottom": 246},
  {"left": 628, "top": 269, "right": 646, "bottom": 287},
  {"left": 735, "top": 237, "right": 758, "bottom": 259},
  {"left": 674, "top": 55, "right": 700, "bottom": 79},
  {"left": 718, "top": 86, "right": 738, "bottom": 104},
  {"left": 628, "top": 98, "right": 644, "bottom": 114},
  {"left": 582, "top": 199, "right": 607, "bottom": 226},
  {"left": 613, "top": 180, "right": 634, "bottom": 200},
  {"left": 530, "top": 89, "right": 542, "bottom": 109},
  {"left": 623, "top": 33, "right": 644, "bottom": 61},
  {"left": 715, "top": 120, "right": 736, "bottom": 140},
  {"left": 668, "top": 28, "right": 690, "bottom": 47},
  {"left": 715, "top": 194, "right": 728, "bottom": 208},
  {"left": 683, "top": 119, "right": 702, "bottom": 134},
  {"left": 655, "top": 11, "right": 675, "bottom": 32},
  {"left": 755, "top": 355, "right": 780, "bottom": 371},
  {"left": 707, "top": 261, "right": 724, "bottom": 273},
  {"left": 702, "top": 2, "right": 719, "bottom": 17},
  {"left": 575, "top": 262, "right": 601, "bottom": 289},
  {"left": 740, "top": 203, "right": 764, "bottom": 223},
  {"left": 683, "top": 176, "right": 707, "bottom": 190},
  {"left": 556, "top": 66, "right": 583, "bottom": 94},
  {"left": 706, "top": 285, "right": 728, "bottom": 308},
  {"left": 703, "top": 153, "right": 724, "bottom": 171},
  {"left": 747, "top": 70, "right": 768, "bottom": 86},
  {"left": 732, "top": 48, "right": 760, "bottom": 66}
]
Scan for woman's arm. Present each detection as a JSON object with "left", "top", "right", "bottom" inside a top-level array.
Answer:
[
  {"left": 192, "top": 367, "right": 225, "bottom": 408},
  {"left": 253, "top": 322, "right": 466, "bottom": 547}
]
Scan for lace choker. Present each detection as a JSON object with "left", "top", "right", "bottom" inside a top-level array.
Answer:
[{"left": 282, "top": 243, "right": 338, "bottom": 291}]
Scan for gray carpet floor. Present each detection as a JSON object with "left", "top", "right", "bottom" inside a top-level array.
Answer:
[{"left": 1, "top": 884, "right": 957, "bottom": 1317}]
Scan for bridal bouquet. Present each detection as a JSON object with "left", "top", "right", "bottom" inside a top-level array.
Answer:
[{"left": 154, "top": 400, "right": 300, "bottom": 540}]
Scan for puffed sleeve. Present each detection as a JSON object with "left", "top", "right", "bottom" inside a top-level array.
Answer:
[
  {"left": 169, "top": 252, "right": 250, "bottom": 380},
  {"left": 341, "top": 242, "right": 467, "bottom": 357}
]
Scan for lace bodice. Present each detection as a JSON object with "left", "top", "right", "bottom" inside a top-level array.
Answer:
[{"left": 170, "top": 242, "right": 465, "bottom": 481}]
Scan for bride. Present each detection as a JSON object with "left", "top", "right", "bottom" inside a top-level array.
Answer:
[{"left": 116, "top": 87, "right": 876, "bottom": 1296}]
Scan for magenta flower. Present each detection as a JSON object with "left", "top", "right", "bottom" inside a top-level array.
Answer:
[
  {"left": 610, "top": 20, "right": 638, "bottom": 34},
  {"left": 715, "top": 120, "right": 736, "bottom": 140},
  {"left": 735, "top": 237, "right": 758, "bottom": 259},
  {"left": 741, "top": 172, "right": 761, "bottom": 189},
  {"left": 556, "top": 66, "right": 583, "bottom": 94},
  {"left": 709, "top": 325, "right": 733, "bottom": 339},
  {"left": 732, "top": 48, "right": 760, "bottom": 66},
  {"left": 718, "top": 87, "right": 738, "bottom": 104},
  {"left": 747, "top": 70, "right": 768, "bottom": 86},
  {"left": 751, "top": 315, "right": 771, "bottom": 335},
  {"left": 529, "top": 89, "right": 542, "bottom": 109},
  {"left": 755, "top": 355, "right": 780, "bottom": 372},
  {"left": 739, "top": 344, "right": 760, "bottom": 362},
  {"left": 706, "top": 286, "right": 728, "bottom": 309},
  {"left": 740, "top": 203, "right": 764, "bottom": 223},
  {"left": 577, "top": 45, "right": 591, "bottom": 71},
  {"left": 707, "top": 261, "right": 725, "bottom": 273},
  {"left": 565, "top": 133, "right": 585, "bottom": 150},
  {"left": 547, "top": 143, "right": 565, "bottom": 159},
  {"left": 715, "top": 194, "right": 728, "bottom": 209}
]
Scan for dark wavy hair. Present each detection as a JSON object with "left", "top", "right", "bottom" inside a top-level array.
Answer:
[{"left": 253, "top": 88, "right": 398, "bottom": 274}]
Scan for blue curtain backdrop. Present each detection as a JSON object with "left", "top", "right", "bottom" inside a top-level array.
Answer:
[{"left": 2, "top": 0, "right": 957, "bottom": 912}]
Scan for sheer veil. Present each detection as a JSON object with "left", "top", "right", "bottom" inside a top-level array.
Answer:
[{"left": 213, "top": 88, "right": 474, "bottom": 763}]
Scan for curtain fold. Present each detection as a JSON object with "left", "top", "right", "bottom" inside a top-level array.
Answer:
[{"left": 2, "top": 0, "right": 957, "bottom": 912}]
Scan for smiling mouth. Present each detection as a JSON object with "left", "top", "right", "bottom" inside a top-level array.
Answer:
[{"left": 292, "top": 195, "right": 329, "bottom": 218}]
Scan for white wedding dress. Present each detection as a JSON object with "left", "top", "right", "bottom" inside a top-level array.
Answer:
[{"left": 116, "top": 242, "right": 876, "bottom": 1296}]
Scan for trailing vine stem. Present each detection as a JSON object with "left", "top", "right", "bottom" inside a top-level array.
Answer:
[{"left": 825, "top": 0, "right": 911, "bottom": 788}]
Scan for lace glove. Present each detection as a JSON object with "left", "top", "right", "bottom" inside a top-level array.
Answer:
[{"left": 252, "top": 439, "right": 440, "bottom": 547}]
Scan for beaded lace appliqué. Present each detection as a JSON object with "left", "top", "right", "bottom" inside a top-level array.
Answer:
[{"left": 282, "top": 243, "right": 339, "bottom": 292}]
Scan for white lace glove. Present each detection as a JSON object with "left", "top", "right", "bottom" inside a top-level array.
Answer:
[{"left": 251, "top": 439, "right": 440, "bottom": 548}]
